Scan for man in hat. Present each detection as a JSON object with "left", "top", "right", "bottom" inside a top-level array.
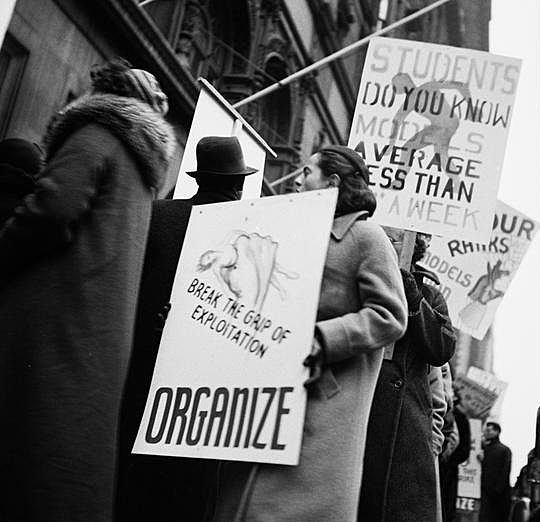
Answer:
[{"left": 116, "top": 135, "right": 257, "bottom": 522}]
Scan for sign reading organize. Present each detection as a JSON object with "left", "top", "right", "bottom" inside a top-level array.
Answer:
[
  {"left": 133, "top": 190, "right": 337, "bottom": 465},
  {"left": 348, "top": 37, "right": 521, "bottom": 241}
]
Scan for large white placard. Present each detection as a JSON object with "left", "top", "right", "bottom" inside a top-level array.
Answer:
[
  {"left": 133, "top": 190, "right": 338, "bottom": 465},
  {"left": 423, "top": 200, "right": 538, "bottom": 339},
  {"left": 0, "top": 0, "right": 16, "bottom": 47},
  {"left": 348, "top": 37, "right": 521, "bottom": 241},
  {"left": 173, "top": 79, "right": 274, "bottom": 200}
]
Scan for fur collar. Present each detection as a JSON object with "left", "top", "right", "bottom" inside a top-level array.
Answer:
[{"left": 44, "top": 94, "right": 176, "bottom": 191}]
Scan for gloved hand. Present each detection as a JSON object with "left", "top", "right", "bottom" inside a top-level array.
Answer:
[
  {"left": 303, "top": 335, "right": 325, "bottom": 389},
  {"left": 400, "top": 268, "right": 423, "bottom": 313},
  {"left": 155, "top": 302, "right": 172, "bottom": 332}
]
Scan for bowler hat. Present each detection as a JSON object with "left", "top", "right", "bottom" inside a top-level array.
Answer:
[{"left": 186, "top": 136, "right": 257, "bottom": 177}]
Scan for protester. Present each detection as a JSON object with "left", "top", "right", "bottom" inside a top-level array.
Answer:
[
  {"left": 116, "top": 135, "right": 257, "bottom": 522},
  {"left": 479, "top": 422, "right": 513, "bottom": 522},
  {"left": 439, "top": 390, "right": 471, "bottom": 522},
  {"left": 0, "top": 58, "right": 175, "bottom": 522},
  {"left": 208, "top": 145, "right": 407, "bottom": 522},
  {"left": 0, "top": 138, "right": 41, "bottom": 225},
  {"left": 359, "top": 230, "right": 455, "bottom": 522}
]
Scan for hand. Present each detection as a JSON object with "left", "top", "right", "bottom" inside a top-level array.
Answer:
[
  {"left": 155, "top": 302, "right": 172, "bottom": 332},
  {"left": 303, "top": 336, "right": 324, "bottom": 389},
  {"left": 400, "top": 268, "right": 423, "bottom": 312}
]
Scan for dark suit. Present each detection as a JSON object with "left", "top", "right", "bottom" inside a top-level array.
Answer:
[
  {"left": 480, "top": 438, "right": 512, "bottom": 522},
  {"left": 116, "top": 189, "right": 239, "bottom": 522}
]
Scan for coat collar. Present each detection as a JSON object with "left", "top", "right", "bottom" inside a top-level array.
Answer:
[
  {"left": 413, "top": 263, "right": 440, "bottom": 285},
  {"left": 43, "top": 94, "right": 176, "bottom": 191},
  {"left": 331, "top": 210, "right": 370, "bottom": 241}
]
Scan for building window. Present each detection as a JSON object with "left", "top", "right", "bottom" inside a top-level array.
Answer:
[{"left": 0, "top": 33, "right": 28, "bottom": 138}]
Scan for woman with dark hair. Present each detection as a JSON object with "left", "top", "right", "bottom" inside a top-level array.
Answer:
[
  {"left": 211, "top": 146, "right": 407, "bottom": 522},
  {"left": 358, "top": 228, "right": 456, "bottom": 522},
  {"left": 0, "top": 58, "right": 175, "bottom": 522}
]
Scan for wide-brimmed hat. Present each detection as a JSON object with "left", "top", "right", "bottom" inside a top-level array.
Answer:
[{"left": 186, "top": 136, "right": 258, "bottom": 177}]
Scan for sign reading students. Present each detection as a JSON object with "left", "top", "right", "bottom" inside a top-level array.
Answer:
[
  {"left": 348, "top": 37, "right": 521, "bottom": 242},
  {"left": 173, "top": 78, "right": 275, "bottom": 200},
  {"left": 133, "top": 190, "right": 337, "bottom": 465},
  {"left": 424, "top": 200, "right": 538, "bottom": 339}
]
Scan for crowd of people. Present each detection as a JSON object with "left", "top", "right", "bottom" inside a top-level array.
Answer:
[{"left": 0, "top": 58, "right": 521, "bottom": 522}]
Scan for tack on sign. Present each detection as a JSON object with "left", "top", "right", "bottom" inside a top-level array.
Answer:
[
  {"left": 133, "top": 190, "right": 337, "bottom": 465},
  {"left": 423, "top": 200, "right": 538, "bottom": 339},
  {"left": 348, "top": 37, "right": 521, "bottom": 241}
]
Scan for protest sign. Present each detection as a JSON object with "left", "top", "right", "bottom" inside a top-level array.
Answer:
[
  {"left": 456, "top": 418, "right": 483, "bottom": 521},
  {"left": 423, "top": 200, "right": 538, "bottom": 339},
  {"left": 348, "top": 37, "right": 521, "bottom": 241},
  {"left": 454, "top": 375, "right": 499, "bottom": 419},
  {"left": 0, "top": 0, "right": 15, "bottom": 46},
  {"left": 173, "top": 78, "right": 275, "bottom": 200},
  {"left": 133, "top": 190, "right": 338, "bottom": 465}
]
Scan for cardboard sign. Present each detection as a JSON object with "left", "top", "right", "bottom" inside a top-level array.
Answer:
[
  {"left": 423, "top": 200, "right": 538, "bottom": 339},
  {"left": 348, "top": 37, "right": 521, "bottom": 241},
  {"left": 458, "top": 418, "right": 483, "bottom": 499},
  {"left": 173, "top": 78, "right": 275, "bottom": 200},
  {"left": 0, "top": 0, "right": 16, "bottom": 46},
  {"left": 133, "top": 190, "right": 338, "bottom": 465},
  {"left": 454, "top": 375, "right": 498, "bottom": 419}
]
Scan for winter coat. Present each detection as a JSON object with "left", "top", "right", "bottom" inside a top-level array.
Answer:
[
  {"left": 0, "top": 163, "right": 35, "bottom": 226},
  {"left": 0, "top": 93, "right": 175, "bottom": 522},
  {"left": 480, "top": 438, "right": 512, "bottom": 522},
  {"left": 116, "top": 188, "right": 241, "bottom": 522},
  {"left": 211, "top": 211, "right": 408, "bottom": 522},
  {"left": 358, "top": 267, "right": 455, "bottom": 522}
]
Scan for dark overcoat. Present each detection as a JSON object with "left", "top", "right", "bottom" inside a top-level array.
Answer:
[
  {"left": 359, "top": 267, "right": 456, "bottom": 522},
  {"left": 116, "top": 189, "right": 241, "bottom": 522},
  {"left": 211, "top": 212, "right": 408, "bottom": 522},
  {"left": 0, "top": 94, "right": 174, "bottom": 522}
]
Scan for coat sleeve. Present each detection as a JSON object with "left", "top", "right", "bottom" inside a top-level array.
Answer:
[
  {"left": 429, "top": 366, "right": 447, "bottom": 456},
  {"left": 0, "top": 126, "right": 106, "bottom": 280},
  {"left": 316, "top": 224, "right": 407, "bottom": 364},
  {"left": 408, "top": 286, "right": 456, "bottom": 366}
]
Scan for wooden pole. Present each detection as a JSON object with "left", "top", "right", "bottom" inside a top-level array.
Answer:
[{"left": 399, "top": 231, "right": 417, "bottom": 269}]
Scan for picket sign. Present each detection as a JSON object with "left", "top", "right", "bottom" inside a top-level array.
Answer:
[
  {"left": 456, "top": 419, "right": 483, "bottom": 522},
  {"left": 425, "top": 200, "right": 538, "bottom": 339},
  {"left": 0, "top": 0, "right": 16, "bottom": 47},
  {"left": 133, "top": 190, "right": 338, "bottom": 465},
  {"left": 173, "top": 78, "right": 276, "bottom": 200},
  {"left": 348, "top": 37, "right": 521, "bottom": 243}
]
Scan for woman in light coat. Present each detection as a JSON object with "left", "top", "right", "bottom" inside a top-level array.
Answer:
[
  {"left": 211, "top": 145, "right": 407, "bottom": 522},
  {"left": 0, "top": 59, "right": 175, "bottom": 522}
]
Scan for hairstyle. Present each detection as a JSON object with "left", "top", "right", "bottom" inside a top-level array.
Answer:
[
  {"left": 412, "top": 232, "right": 432, "bottom": 264},
  {"left": 486, "top": 421, "right": 501, "bottom": 434},
  {"left": 316, "top": 150, "right": 376, "bottom": 217},
  {"left": 90, "top": 58, "right": 138, "bottom": 97}
]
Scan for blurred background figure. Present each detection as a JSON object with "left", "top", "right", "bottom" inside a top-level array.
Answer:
[{"left": 480, "top": 422, "right": 512, "bottom": 522}]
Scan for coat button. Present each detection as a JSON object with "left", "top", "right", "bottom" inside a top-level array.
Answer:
[{"left": 393, "top": 379, "right": 404, "bottom": 390}]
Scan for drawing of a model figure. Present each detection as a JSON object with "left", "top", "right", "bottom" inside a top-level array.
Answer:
[
  {"left": 458, "top": 259, "right": 509, "bottom": 331},
  {"left": 384, "top": 72, "right": 472, "bottom": 180},
  {"left": 197, "top": 231, "right": 298, "bottom": 310}
]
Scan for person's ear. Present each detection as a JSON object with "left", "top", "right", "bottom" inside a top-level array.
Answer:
[{"left": 328, "top": 173, "right": 341, "bottom": 188}]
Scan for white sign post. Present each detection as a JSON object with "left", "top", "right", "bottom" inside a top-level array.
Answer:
[
  {"left": 133, "top": 190, "right": 338, "bottom": 465},
  {"left": 424, "top": 200, "right": 538, "bottom": 339},
  {"left": 173, "top": 78, "right": 275, "bottom": 200},
  {"left": 348, "top": 37, "right": 521, "bottom": 241},
  {"left": 0, "top": 0, "right": 16, "bottom": 47}
]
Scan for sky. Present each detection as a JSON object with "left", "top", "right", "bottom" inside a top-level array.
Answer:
[{"left": 490, "top": 0, "right": 540, "bottom": 478}]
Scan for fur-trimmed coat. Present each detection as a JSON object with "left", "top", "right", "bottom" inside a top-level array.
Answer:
[{"left": 0, "top": 94, "right": 175, "bottom": 522}]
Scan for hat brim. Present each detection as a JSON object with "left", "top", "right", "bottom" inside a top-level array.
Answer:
[{"left": 186, "top": 166, "right": 258, "bottom": 177}]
